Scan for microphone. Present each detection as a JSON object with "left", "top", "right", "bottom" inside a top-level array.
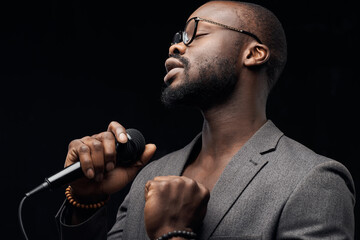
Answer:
[{"left": 25, "top": 128, "right": 146, "bottom": 197}]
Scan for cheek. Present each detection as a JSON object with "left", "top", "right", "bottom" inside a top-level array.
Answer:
[
  {"left": 188, "top": 45, "right": 238, "bottom": 79},
  {"left": 187, "top": 36, "right": 240, "bottom": 76},
  {"left": 186, "top": 48, "right": 219, "bottom": 79},
  {"left": 186, "top": 54, "right": 208, "bottom": 81}
]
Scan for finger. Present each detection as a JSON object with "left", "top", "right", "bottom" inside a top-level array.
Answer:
[
  {"left": 77, "top": 142, "right": 95, "bottom": 179},
  {"left": 66, "top": 138, "right": 95, "bottom": 179},
  {"left": 144, "top": 180, "right": 160, "bottom": 201},
  {"left": 129, "top": 143, "right": 157, "bottom": 171},
  {"left": 96, "top": 131, "right": 116, "bottom": 172},
  {"left": 145, "top": 176, "right": 180, "bottom": 199},
  {"left": 80, "top": 136, "right": 105, "bottom": 180},
  {"left": 144, "top": 177, "right": 174, "bottom": 202},
  {"left": 87, "top": 138, "right": 105, "bottom": 181},
  {"left": 196, "top": 181, "right": 210, "bottom": 199},
  {"left": 107, "top": 121, "right": 128, "bottom": 144},
  {"left": 145, "top": 180, "right": 152, "bottom": 196},
  {"left": 65, "top": 139, "right": 83, "bottom": 167}
]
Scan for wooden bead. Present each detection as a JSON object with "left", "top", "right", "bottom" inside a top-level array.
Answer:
[{"left": 64, "top": 185, "right": 108, "bottom": 210}]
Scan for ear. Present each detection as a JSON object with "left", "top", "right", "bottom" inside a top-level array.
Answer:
[{"left": 243, "top": 42, "right": 270, "bottom": 67}]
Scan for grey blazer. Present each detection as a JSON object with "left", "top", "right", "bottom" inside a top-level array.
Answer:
[{"left": 58, "top": 121, "right": 355, "bottom": 239}]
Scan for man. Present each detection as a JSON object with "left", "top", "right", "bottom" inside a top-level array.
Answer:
[{"left": 56, "top": 1, "right": 355, "bottom": 239}]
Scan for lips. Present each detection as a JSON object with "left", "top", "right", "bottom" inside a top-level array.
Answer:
[
  {"left": 165, "top": 58, "right": 184, "bottom": 72},
  {"left": 164, "top": 58, "right": 185, "bottom": 85}
]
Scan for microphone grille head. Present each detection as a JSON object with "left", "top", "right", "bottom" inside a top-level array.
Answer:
[{"left": 116, "top": 128, "right": 146, "bottom": 166}]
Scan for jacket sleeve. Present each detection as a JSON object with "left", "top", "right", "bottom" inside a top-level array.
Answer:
[
  {"left": 107, "top": 194, "right": 130, "bottom": 239},
  {"left": 276, "top": 160, "right": 356, "bottom": 239},
  {"left": 55, "top": 200, "right": 108, "bottom": 240}
]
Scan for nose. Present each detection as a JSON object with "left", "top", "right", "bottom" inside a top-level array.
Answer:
[{"left": 169, "top": 42, "right": 186, "bottom": 56}]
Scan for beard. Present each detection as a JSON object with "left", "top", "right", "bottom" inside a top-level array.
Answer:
[{"left": 161, "top": 54, "right": 238, "bottom": 111}]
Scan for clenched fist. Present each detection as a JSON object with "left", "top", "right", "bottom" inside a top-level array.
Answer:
[{"left": 144, "top": 176, "right": 210, "bottom": 240}]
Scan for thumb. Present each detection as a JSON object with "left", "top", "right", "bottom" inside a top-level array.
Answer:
[
  {"left": 139, "top": 143, "right": 157, "bottom": 166},
  {"left": 101, "top": 144, "right": 157, "bottom": 194},
  {"left": 124, "top": 143, "right": 157, "bottom": 182},
  {"left": 128, "top": 143, "right": 157, "bottom": 173}
]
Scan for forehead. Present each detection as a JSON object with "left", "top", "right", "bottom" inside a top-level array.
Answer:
[{"left": 188, "top": 2, "right": 243, "bottom": 27}]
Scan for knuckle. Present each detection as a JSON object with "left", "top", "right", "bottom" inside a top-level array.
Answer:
[
  {"left": 201, "top": 186, "right": 210, "bottom": 199},
  {"left": 81, "top": 136, "right": 91, "bottom": 141},
  {"left": 173, "top": 177, "right": 185, "bottom": 185},
  {"left": 187, "top": 177, "right": 196, "bottom": 185},
  {"left": 108, "top": 121, "right": 118, "bottom": 129},
  {"left": 153, "top": 176, "right": 163, "bottom": 181},
  {"left": 203, "top": 187, "right": 210, "bottom": 196},
  {"left": 182, "top": 176, "right": 196, "bottom": 187},
  {"left": 146, "top": 180, "right": 154, "bottom": 188},
  {"left": 189, "top": 181, "right": 199, "bottom": 192},
  {"left": 79, "top": 144, "right": 90, "bottom": 153},
  {"left": 145, "top": 180, "right": 152, "bottom": 185},
  {"left": 157, "top": 181, "right": 169, "bottom": 191},
  {"left": 68, "top": 139, "right": 80, "bottom": 150},
  {"left": 102, "top": 131, "right": 115, "bottom": 141},
  {"left": 92, "top": 140, "right": 103, "bottom": 151},
  {"left": 147, "top": 180, "right": 162, "bottom": 191},
  {"left": 109, "top": 121, "right": 117, "bottom": 126},
  {"left": 150, "top": 180, "right": 167, "bottom": 192}
]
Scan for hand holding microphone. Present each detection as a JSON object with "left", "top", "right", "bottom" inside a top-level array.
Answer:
[
  {"left": 63, "top": 121, "right": 156, "bottom": 201},
  {"left": 19, "top": 122, "right": 156, "bottom": 238}
]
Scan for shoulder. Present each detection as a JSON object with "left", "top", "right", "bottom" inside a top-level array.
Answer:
[
  {"left": 254, "top": 122, "right": 355, "bottom": 203},
  {"left": 272, "top": 134, "right": 355, "bottom": 201},
  {"left": 257, "top": 129, "right": 356, "bottom": 237},
  {"left": 274, "top": 137, "right": 356, "bottom": 238},
  {"left": 271, "top": 134, "right": 342, "bottom": 173}
]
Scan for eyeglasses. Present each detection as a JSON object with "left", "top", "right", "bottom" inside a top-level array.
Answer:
[{"left": 172, "top": 17, "right": 262, "bottom": 46}]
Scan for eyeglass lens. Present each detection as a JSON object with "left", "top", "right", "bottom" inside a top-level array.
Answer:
[
  {"left": 183, "top": 18, "right": 197, "bottom": 45},
  {"left": 172, "top": 32, "right": 182, "bottom": 45}
]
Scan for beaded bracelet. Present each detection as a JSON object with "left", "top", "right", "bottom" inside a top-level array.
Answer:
[
  {"left": 65, "top": 185, "right": 109, "bottom": 209},
  {"left": 155, "top": 230, "right": 197, "bottom": 240}
]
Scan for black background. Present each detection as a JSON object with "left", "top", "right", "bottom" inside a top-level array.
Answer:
[{"left": 1, "top": 0, "right": 359, "bottom": 239}]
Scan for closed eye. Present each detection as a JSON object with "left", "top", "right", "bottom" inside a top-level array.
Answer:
[{"left": 193, "top": 33, "right": 209, "bottom": 41}]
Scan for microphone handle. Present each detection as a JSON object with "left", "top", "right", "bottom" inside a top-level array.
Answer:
[
  {"left": 26, "top": 162, "right": 84, "bottom": 197},
  {"left": 45, "top": 162, "right": 82, "bottom": 189}
]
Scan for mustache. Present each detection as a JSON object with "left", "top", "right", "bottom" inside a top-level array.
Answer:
[
  {"left": 169, "top": 54, "right": 190, "bottom": 69},
  {"left": 163, "top": 54, "right": 190, "bottom": 88}
]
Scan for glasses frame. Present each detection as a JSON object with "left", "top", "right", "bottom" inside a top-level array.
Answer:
[{"left": 172, "top": 17, "right": 262, "bottom": 46}]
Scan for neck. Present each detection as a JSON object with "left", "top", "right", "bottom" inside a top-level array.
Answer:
[
  {"left": 181, "top": 74, "right": 268, "bottom": 191},
  {"left": 199, "top": 76, "right": 268, "bottom": 166},
  {"left": 201, "top": 105, "right": 266, "bottom": 160}
]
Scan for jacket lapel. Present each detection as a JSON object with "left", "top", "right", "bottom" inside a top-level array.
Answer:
[
  {"left": 200, "top": 121, "right": 283, "bottom": 239},
  {"left": 165, "top": 133, "right": 202, "bottom": 176}
]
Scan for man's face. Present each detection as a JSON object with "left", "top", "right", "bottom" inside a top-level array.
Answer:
[{"left": 161, "top": 3, "right": 243, "bottom": 110}]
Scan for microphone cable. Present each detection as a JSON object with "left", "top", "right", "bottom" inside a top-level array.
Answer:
[{"left": 18, "top": 195, "right": 29, "bottom": 240}]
